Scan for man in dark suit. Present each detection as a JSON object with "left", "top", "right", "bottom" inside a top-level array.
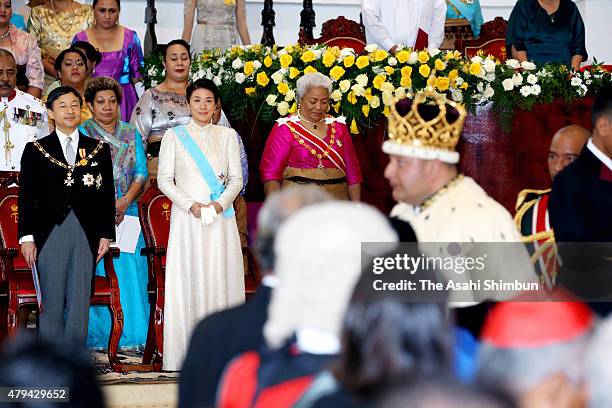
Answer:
[
  {"left": 549, "top": 86, "right": 612, "bottom": 312},
  {"left": 178, "top": 186, "right": 332, "bottom": 408},
  {"left": 18, "top": 86, "right": 115, "bottom": 344}
]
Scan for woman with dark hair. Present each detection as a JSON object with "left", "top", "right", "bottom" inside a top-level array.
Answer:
[
  {"left": 79, "top": 76, "right": 149, "bottom": 350},
  {"left": 72, "top": 40, "right": 102, "bottom": 77},
  {"left": 130, "top": 39, "right": 191, "bottom": 182},
  {"left": 27, "top": 0, "right": 93, "bottom": 89},
  {"left": 43, "top": 47, "right": 91, "bottom": 124},
  {"left": 73, "top": 0, "right": 144, "bottom": 122},
  {"left": 506, "top": 0, "right": 587, "bottom": 69},
  {"left": 296, "top": 254, "right": 454, "bottom": 408},
  {"left": 158, "top": 78, "right": 244, "bottom": 371}
]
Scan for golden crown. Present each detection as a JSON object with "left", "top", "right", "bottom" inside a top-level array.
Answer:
[
  {"left": 383, "top": 87, "right": 467, "bottom": 164},
  {"left": 11, "top": 204, "right": 17, "bottom": 212}
]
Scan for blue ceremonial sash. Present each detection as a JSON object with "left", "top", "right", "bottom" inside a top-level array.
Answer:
[
  {"left": 174, "top": 125, "right": 235, "bottom": 218},
  {"left": 446, "top": 0, "right": 483, "bottom": 37}
]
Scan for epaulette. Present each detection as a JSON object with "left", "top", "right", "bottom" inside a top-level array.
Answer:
[{"left": 513, "top": 188, "right": 551, "bottom": 232}]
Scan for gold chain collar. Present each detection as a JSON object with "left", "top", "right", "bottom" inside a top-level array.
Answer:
[{"left": 416, "top": 174, "right": 465, "bottom": 213}]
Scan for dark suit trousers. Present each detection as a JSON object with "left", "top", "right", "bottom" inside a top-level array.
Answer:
[{"left": 37, "top": 210, "right": 94, "bottom": 344}]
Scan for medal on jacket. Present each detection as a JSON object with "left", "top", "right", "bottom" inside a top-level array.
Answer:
[{"left": 78, "top": 148, "right": 88, "bottom": 166}]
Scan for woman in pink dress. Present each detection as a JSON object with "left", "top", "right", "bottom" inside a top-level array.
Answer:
[
  {"left": 73, "top": 0, "right": 143, "bottom": 122},
  {"left": 260, "top": 73, "right": 362, "bottom": 201}
]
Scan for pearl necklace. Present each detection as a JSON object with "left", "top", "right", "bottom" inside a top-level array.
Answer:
[
  {"left": 0, "top": 28, "right": 10, "bottom": 40},
  {"left": 297, "top": 110, "right": 325, "bottom": 130}
]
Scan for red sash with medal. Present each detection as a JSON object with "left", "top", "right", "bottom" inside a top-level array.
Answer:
[{"left": 285, "top": 120, "right": 347, "bottom": 174}]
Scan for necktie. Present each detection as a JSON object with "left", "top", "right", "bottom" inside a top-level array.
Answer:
[{"left": 65, "top": 136, "right": 75, "bottom": 165}]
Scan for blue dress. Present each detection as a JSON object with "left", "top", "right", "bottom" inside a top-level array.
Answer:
[{"left": 80, "top": 119, "right": 149, "bottom": 349}]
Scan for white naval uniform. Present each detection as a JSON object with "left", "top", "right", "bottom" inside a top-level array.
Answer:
[
  {"left": 391, "top": 176, "right": 538, "bottom": 303},
  {"left": 0, "top": 90, "right": 49, "bottom": 171}
]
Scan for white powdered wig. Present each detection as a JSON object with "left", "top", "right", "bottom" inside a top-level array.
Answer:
[{"left": 264, "top": 201, "right": 398, "bottom": 348}]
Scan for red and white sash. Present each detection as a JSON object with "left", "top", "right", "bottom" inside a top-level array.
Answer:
[{"left": 287, "top": 121, "right": 347, "bottom": 174}]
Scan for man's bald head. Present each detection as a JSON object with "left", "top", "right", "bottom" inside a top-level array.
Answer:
[{"left": 548, "top": 125, "right": 590, "bottom": 180}]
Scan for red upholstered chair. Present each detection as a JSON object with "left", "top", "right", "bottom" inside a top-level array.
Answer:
[
  {"left": 456, "top": 17, "right": 508, "bottom": 61},
  {"left": 138, "top": 179, "right": 170, "bottom": 371},
  {"left": 298, "top": 16, "right": 367, "bottom": 53},
  {"left": 581, "top": 65, "right": 612, "bottom": 72},
  {"left": 0, "top": 174, "right": 124, "bottom": 372}
]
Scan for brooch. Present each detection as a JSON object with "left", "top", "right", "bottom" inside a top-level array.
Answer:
[
  {"left": 95, "top": 174, "right": 102, "bottom": 189},
  {"left": 336, "top": 140, "right": 343, "bottom": 147},
  {"left": 82, "top": 173, "right": 94, "bottom": 187}
]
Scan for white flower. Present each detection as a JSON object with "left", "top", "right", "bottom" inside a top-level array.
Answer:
[
  {"left": 483, "top": 85, "right": 494, "bottom": 99},
  {"left": 450, "top": 89, "right": 463, "bottom": 102},
  {"left": 531, "top": 84, "right": 541, "bottom": 95},
  {"left": 191, "top": 70, "right": 204, "bottom": 81},
  {"left": 277, "top": 101, "right": 289, "bottom": 116},
  {"left": 271, "top": 70, "right": 285, "bottom": 85},
  {"left": 217, "top": 57, "right": 226, "bottom": 65},
  {"left": 339, "top": 80, "right": 351, "bottom": 93},
  {"left": 205, "top": 68, "right": 214, "bottom": 80},
  {"left": 521, "top": 61, "right": 537, "bottom": 71},
  {"left": 505, "top": 59, "right": 520, "bottom": 69},
  {"left": 355, "top": 74, "right": 369, "bottom": 87},
  {"left": 586, "top": 79, "right": 592, "bottom": 85},
  {"left": 527, "top": 74, "right": 538, "bottom": 85},
  {"left": 365, "top": 44, "right": 379, "bottom": 52},
  {"left": 147, "top": 67, "right": 157, "bottom": 77},
  {"left": 369, "top": 95, "right": 381, "bottom": 108},
  {"left": 471, "top": 55, "right": 484, "bottom": 64},
  {"left": 311, "top": 49, "right": 323, "bottom": 59},
  {"left": 382, "top": 92, "right": 394, "bottom": 106},
  {"left": 381, "top": 82, "right": 395, "bottom": 93},
  {"left": 520, "top": 86, "right": 532, "bottom": 97},
  {"left": 580, "top": 84, "right": 587, "bottom": 96},
  {"left": 485, "top": 73, "right": 496, "bottom": 82},
  {"left": 455, "top": 77, "right": 464, "bottom": 86},
  {"left": 266, "top": 94, "right": 278, "bottom": 106},
  {"left": 483, "top": 59, "right": 496, "bottom": 73},
  {"left": 428, "top": 48, "right": 441, "bottom": 57},
  {"left": 340, "top": 47, "right": 355, "bottom": 57},
  {"left": 252, "top": 60, "right": 262, "bottom": 70},
  {"left": 571, "top": 76, "right": 582, "bottom": 86},
  {"left": 212, "top": 76, "right": 222, "bottom": 86},
  {"left": 388, "top": 57, "right": 398, "bottom": 66},
  {"left": 477, "top": 82, "right": 484, "bottom": 92},
  {"left": 150, "top": 80, "right": 158, "bottom": 87},
  {"left": 330, "top": 89, "right": 342, "bottom": 102},
  {"left": 408, "top": 52, "right": 418, "bottom": 64},
  {"left": 285, "top": 90, "right": 295, "bottom": 101},
  {"left": 512, "top": 73, "right": 524, "bottom": 86},
  {"left": 394, "top": 87, "right": 406, "bottom": 100},
  {"left": 583, "top": 71, "right": 591, "bottom": 79},
  {"left": 502, "top": 78, "right": 515, "bottom": 91},
  {"left": 232, "top": 57, "right": 243, "bottom": 69},
  {"left": 235, "top": 72, "right": 246, "bottom": 84},
  {"left": 351, "top": 84, "right": 366, "bottom": 96}
]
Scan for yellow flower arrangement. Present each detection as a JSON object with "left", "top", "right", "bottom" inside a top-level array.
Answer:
[
  {"left": 245, "top": 87, "right": 256, "bottom": 95},
  {"left": 301, "top": 50, "right": 316, "bottom": 63},
  {"left": 244, "top": 61, "right": 255, "bottom": 76},
  {"left": 363, "top": 87, "right": 373, "bottom": 101},
  {"left": 372, "top": 49, "right": 388, "bottom": 62},
  {"left": 373, "top": 74, "right": 387, "bottom": 90},
  {"left": 469, "top": 62, "right": 482, "bottom": 76},
  {"left": 343, "top": 55, "right": 355, "bottom": 68},
  {"left": 289, "top": 102, "right": 297, "bottom": 114},
  {"left": 264, "top": 55, "right": 273, "bottom": 67},
  {"left": 279, "top": 54, "right": 293, "bottom": 68},
  {"left": 436, "top": 76, "right": 450, "bottom": 91},
  {"left": 289, "top": 67, "right": 300, "bottom": 79},
  {"left": 304, "top": 66, "right": 318, "bottom": 74},
  {"left": 400, "top": 76, "right": 412, "bottom": 87},
  {"left": 384, "top": 66, "right": 395, "bottom": 75},
  {"left": 449, "top": 69, "right": 459, "bottom": 81},
  {"left": 419, "top": 64, "right": 431, "bottom": 78},
  {"left": 435, "top": 59, "right": 446, "bottom": 71},
  {"left": 277, "top": 82, "right": 290, "bottom": 95},
  {"left": 417, "top": 51, "right": 430, "bottom": 64},
  {"left": 350, "top": 119, "right": 359, "bottom": 134},
  {"left": 347, "top": 91, "right": 358, "bottom": 104},
  {"left": 362, "top": 104, "right": 371, "bottom": 117},
  {"left": 356, "top": 56, "right": 370, "bottom": 69},
  {"left": 224, "top": 0, "right": 236, "bottom": 7},
  {"left": 322, "top": 50, "right": 336, "bottom": 67},
  {"left": 396, "top": 50, "right": 410, "bottom": 64},
  {"left": 329, "top": 66, "right": 346, "bottom": 81},
  {"left": 256, "top": 72, "right": 270, "bottom": 87},
  {"left": 400, "top": 66, "right": 413, "bottom": 78}
]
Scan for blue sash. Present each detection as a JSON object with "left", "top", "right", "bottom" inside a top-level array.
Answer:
[
  {"left": 174, "top": 125, "right": 235, "bottom": 218},
  {"left": 446, "top": 0, "right": 483, "bottom": 37}
]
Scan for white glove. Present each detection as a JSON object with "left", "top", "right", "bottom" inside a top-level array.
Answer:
[{"left": 200, "top": 205, "right": 218, "bottom": 226}]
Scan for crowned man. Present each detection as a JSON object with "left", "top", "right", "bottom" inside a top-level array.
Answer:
[
  {"left": 382, "top": 89, "right": 537, "bottom": 334},
  {"left": 18, "top": 86, "right": 115, "bottom": 344},
  {"left": 0, "top": 49, "right": 48, "bottom": 172},
  {"left": 514, "top": 125, "right": 589, "bottom": 289}
]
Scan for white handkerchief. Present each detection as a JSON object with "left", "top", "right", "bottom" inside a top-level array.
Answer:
[{"left": 201, "top": 205, "right": 218, "bottom": 226}]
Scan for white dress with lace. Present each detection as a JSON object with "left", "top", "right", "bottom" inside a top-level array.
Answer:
[
  {"left": 185, "top": 0, "right": 242, "bottom": 55},
  {"left": 157, "top": 120, "right": 245, "bottom": 371}
]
